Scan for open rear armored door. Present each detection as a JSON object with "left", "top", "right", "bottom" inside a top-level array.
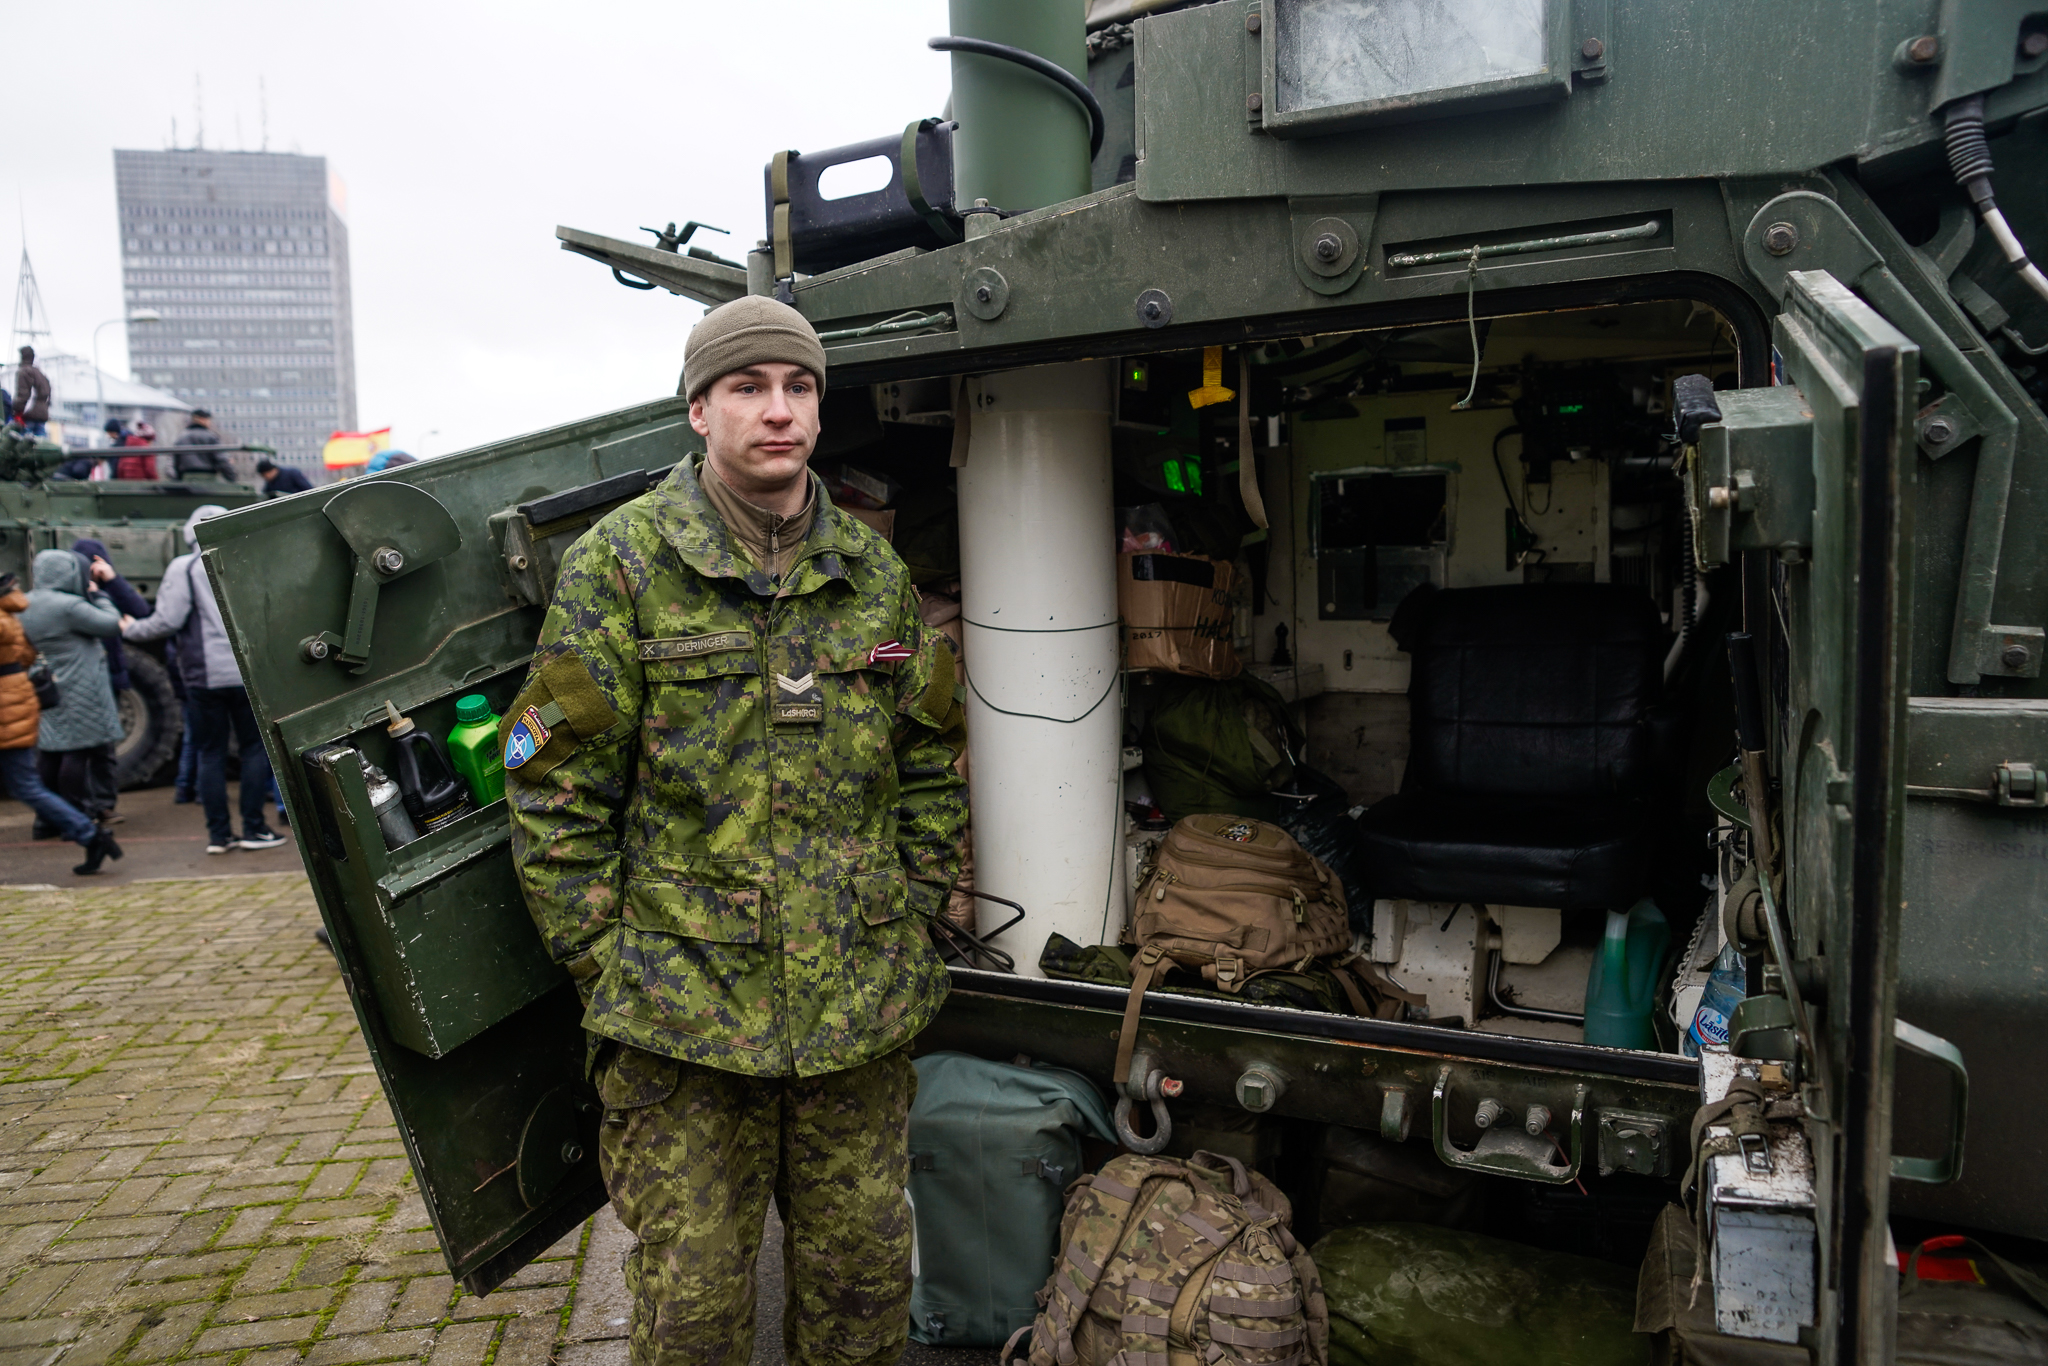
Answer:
[
  {"left": 1702, "top": 270, "right": 1923, "bottom": 1363},
  {"left": 197, "top": 399, "right": 703, "bottom": 1293}
]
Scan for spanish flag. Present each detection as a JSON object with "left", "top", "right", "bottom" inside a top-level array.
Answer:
[{"left": 323, "top": 428, "right": 392, "bottom": 469}]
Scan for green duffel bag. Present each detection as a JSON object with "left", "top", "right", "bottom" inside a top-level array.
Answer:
[
  {"left": 907, "top": 1051, "right": 1117, "bottom": 1348},
  {"left": 1141, "top": 672, "right": 1302, "bottom": 823},
  {"left": 1316, "top": 1222, "right": 1647, "bottom": 1366}
]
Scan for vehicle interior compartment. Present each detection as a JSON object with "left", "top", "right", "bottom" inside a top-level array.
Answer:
[
  {"left": 841, "top": 297, "right": 1752, "bottom": 1060},
  {"left": 281, "top": 299, "right": 1751, "bottom": 1071}
]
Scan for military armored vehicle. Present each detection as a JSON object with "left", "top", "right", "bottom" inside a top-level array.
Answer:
[
  {"left": 202, "top": 1, "right": 2048, "bottom": 1360},
  {"left": 1, "top": 428, "right": 267, "bottom": 785}
]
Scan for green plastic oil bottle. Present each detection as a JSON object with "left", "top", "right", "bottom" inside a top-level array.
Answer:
[
  {"left": 1581, "top": 897, "right": 1669, "bottom": 1050},
  {"left": 447, "top": 694, "right": 506, "bottom": 805}
]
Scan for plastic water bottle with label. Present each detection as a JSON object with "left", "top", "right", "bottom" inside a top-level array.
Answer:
[{"left": 1684, "top": 942, "right": 1746, "bottom": 1056}]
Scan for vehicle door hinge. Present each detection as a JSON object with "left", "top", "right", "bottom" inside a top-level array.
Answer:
[{"left": 1996, "top": 760, "right": 2048, "bottom": 806}]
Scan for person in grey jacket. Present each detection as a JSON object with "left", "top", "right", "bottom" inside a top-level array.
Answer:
[
  {"left": 172, "top": 410, "right": 228, "bottom": 479},
  {"left": 20, "top": 549, "right": 125, "bottom": 826},
  {"left": 123, "top": 506, "right": 285, "bottom": 854}
]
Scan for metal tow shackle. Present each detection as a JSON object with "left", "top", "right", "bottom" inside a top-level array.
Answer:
[{"left": 1113, "top": 1052, "right": 1182, "bottom": 1154}]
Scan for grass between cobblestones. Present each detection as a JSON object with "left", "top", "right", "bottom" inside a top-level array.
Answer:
[{"left": 0, "top": 874, "right": 607, "bottom": 1366}]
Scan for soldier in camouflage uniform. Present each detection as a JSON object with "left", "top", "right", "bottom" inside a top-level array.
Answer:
[{"left": 503, "top": 295, "right": 968, "bottom": 1365}]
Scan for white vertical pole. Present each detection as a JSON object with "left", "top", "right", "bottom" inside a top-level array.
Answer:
[{"left": 956, "top": 360, "right": 1123, "bottom": 976}]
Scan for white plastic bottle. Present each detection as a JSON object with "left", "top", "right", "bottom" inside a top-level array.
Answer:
[{"left": 1683, "top": 943, "right": 1746, "bottom": 1057}]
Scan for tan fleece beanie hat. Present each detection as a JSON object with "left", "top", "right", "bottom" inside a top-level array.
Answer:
[{"left": 683, "top": 296, "right": 828, "bottom": 402}]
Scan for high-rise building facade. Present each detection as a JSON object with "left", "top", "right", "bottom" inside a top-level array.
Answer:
[{"left": 114, "top": 149, "right": 357, "bottom": 472}]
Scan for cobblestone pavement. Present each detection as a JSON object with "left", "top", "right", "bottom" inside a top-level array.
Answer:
[{"left": 0, "top": 873, "right": 993, "bottom": 1366}]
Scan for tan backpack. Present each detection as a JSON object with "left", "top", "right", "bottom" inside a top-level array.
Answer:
[
  {"left": 1004, "top": 1150, "right": 1328, "bottom": 1366},
  {"left": 1117, "top": 816, "right": 1409, "bottom": 1092}
]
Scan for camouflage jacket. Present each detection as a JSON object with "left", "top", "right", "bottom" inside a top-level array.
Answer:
[{"left": 505, "top": 457, "right": 968, "bottom": 1078}]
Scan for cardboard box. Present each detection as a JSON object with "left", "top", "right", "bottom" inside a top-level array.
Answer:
[{"left": 1119, "top": 552, "right": 1242, "bottom": 679}]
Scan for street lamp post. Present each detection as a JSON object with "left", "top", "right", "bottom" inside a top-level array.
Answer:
[{"left": 92, "top": 309, "right": 163, "bottom": 439}]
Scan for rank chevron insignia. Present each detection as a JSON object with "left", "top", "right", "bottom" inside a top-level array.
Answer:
[
  {"left": 773, "top": 671, "right": 817, "bottom": 695},
  {"left": 866, "top": 639, "right": 913, "bottom": 665}
]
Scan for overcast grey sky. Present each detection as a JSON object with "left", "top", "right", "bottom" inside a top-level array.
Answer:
[{"left": 5, "top": 1, "right": 952, "bottom": 455}]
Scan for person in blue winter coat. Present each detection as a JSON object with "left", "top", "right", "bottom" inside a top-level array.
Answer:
[{"left": 121, "top": 506, "right": 287, "bottom": 855}]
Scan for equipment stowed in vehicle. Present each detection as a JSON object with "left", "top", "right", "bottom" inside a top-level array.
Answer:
[
  {"left": 1110, "top": 814, "right": 1416, "bottom": 1151},
  {"left": 906, "top": 1052, "right": 1116, "bottom": 1348},
  {"left": 381, "top": 700, "right": 473, "bottom": 833},
  {"left": 1006, "top": 1149, "right": 1328, "bottom": 1366}
]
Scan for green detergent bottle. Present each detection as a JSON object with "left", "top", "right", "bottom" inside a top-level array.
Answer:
[
  {"left": 447, "top": 694, "right": 506, "bottom": 805},
  {"left": 1581, "top": 897, "right": 1669, "bottom": 1050}
]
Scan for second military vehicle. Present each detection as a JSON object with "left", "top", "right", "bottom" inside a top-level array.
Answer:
[{"left": 1, "top": 429, "right": 267, "bottom": 786}]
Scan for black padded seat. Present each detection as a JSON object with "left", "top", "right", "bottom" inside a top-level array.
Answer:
[
  {"left": 1354, "top": 793, "right": 1656, "bottom": 908},
  {"left": 1356, "top": 583, "right": 1669, "bottom": 912}
]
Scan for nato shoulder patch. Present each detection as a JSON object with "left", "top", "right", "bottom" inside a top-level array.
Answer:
[{"left": 505, "top": 705, "right": 552, "bottom": 770}]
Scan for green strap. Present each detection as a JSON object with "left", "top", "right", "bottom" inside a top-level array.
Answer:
[{"left": 1679, "top": 1076, "right": 1771, "bottom": 1308}]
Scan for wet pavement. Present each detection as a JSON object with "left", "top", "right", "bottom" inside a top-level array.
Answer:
[{"left": 1, "top": 785, "right": 996, "bottom": 1366}]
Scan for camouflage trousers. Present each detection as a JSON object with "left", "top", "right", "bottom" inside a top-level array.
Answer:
[{"left": 597, "top": 1043, "right": 917, "bottom": 1366}]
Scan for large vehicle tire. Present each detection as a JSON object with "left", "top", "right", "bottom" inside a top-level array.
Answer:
[{"left": 114, "top": 649, "right": 184, "bottom": 789}]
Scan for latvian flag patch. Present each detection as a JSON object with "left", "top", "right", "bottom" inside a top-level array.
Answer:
[{"left": 867, "top": 639, "right": 914, "bottom": 665}]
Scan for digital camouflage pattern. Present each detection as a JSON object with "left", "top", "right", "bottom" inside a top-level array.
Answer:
[
  {"left": 504, "top": 456, "right": 968, "bottom": 1078},
  {"left": 1016, "top": 1150, "right": 1329, "bottom": 1366},
  {"left": 597, "top": 1042, "right": 918, "bottom": 1366}
]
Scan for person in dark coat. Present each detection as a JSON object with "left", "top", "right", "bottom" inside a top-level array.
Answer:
[
  {"left": 255, "top": 458, "right": 314, "bottom": 497},
  {"left": 71, "top": 538, "right": 151, "bottom": 819},
  {"left": 70, "top": 540, "right": 148, "bottom": 696},
  {"left": 172, "top": 410, "right": 228, "bottom": 478},
  {"left": 12, "top": 347, "right": 51, "bottom": 436}
]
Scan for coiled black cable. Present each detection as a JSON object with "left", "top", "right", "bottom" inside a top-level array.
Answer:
[{"left": 930, "top": 36, "right": 1108, "bottom": 161}]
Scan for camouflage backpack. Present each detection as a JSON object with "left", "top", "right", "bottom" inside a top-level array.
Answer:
[{"left": 1003, "top": 1150, "right": 1329, "bottom": 1366}]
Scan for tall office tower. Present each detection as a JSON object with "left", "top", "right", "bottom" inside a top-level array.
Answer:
[{"left": 114, "top": 149, "right": 357, "bottom": 473}]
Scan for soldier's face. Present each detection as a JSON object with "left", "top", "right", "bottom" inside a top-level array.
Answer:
[{"left": 691, "top": 363, "right": 821, "bottom": 499}]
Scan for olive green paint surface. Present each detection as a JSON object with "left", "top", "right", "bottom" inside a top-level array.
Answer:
[{"left": 197, "top": 399, "right": 707, "bottom": 1294}]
